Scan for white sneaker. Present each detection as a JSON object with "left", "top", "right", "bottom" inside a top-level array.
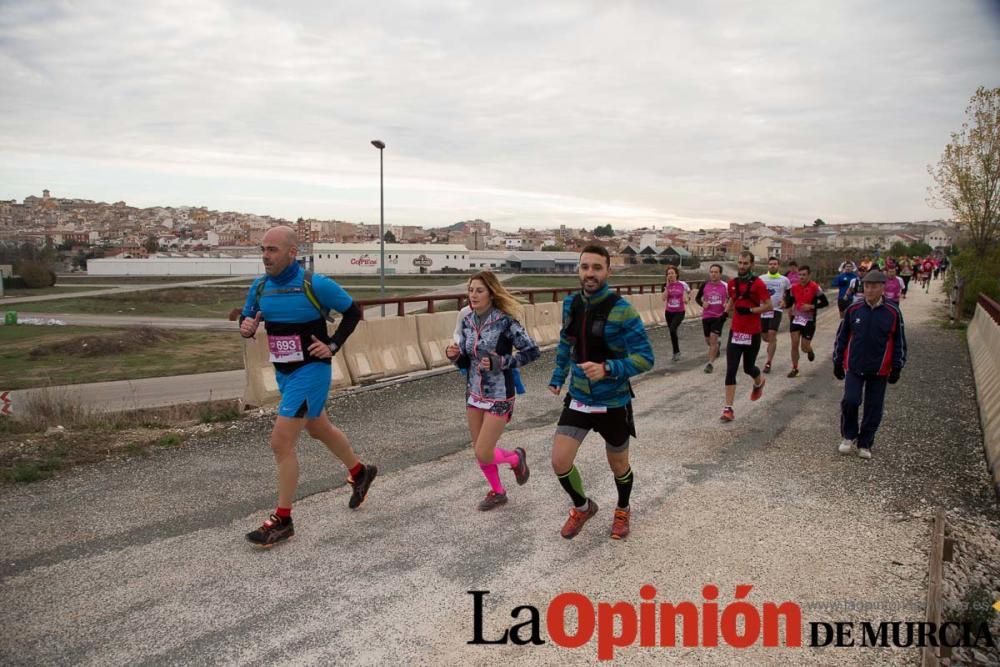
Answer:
[
  {"left": 858, "top": 448, "right": 872, "bottom": 460},
  {"left": 838, "top": 438, "right": 855, "bottom": 455}
]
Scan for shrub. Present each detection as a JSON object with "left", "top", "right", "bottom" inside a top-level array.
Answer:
[
  {"left": 16, "top": 260, "right": 56, "bottom": 288},
  {"left": 947, "top": 246, "right": 1000, "bottom": 317}
]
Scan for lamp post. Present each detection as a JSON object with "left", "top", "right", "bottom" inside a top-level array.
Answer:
[{"left": 371, "top": 139, "right": 386, "bottom": 316}]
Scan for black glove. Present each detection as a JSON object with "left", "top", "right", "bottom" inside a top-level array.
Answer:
[
  {"left": 888, "top": 368, "right": 900, "bottom": 384},
  {"left": 736, "top": 306, "right": 753, "bottom": 315},
  {"left": 834, "top": 366, "right": 845, "bottom": 380}
]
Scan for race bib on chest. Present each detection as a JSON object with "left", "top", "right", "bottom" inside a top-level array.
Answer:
[
  {"left": 707, "top": 295, "right": 723, "bottom": 305},
  {"left": 667, "top": 298, "right": 681, "bottom": 309},
  {"left": 731, "top": 332, "right": 753, "bottom": 346},
  {"left": 761, "top": 310, "right": 774, "bottom": 319},
  {"left": 793, "top": 314, "right": 810, "bottom": 326},
  {"left": 569, "top": 399, "right": 608, "bottom": 414},
  {"left": 268, "top": 335, "right": 304, "bottom": 363}
]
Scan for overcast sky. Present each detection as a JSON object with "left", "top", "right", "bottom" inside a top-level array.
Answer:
[{"left": 1, "top": 1, "right": 998, "bottom": 231}]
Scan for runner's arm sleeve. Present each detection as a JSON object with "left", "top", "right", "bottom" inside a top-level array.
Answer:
[
  {"left": 329, "top": 303, "right": 361, "bottom": 350},
  {"left": 815, "top": 291, "right": 829, "bottom": 309},
  {"left": 501, "top": 319, "right": 541, "bottom": 369},
  {"left": 239, "top": 276, "right": 265, "bottom": 324},
  {"left": 548, "top": 298, "right": 574, "bottom": 388},
  {"left": 605, "top": 304, "right": 654, "bottom": 379},
  {"left": 695, "top": 283, "right": 705, "bottom": 307},
  {"left": 311, "top": 275, "right": 360, "bottom": 350}
]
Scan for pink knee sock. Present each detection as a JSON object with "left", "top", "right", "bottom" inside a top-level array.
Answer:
[
  {"left": 492, "top": 448, "right": 520, "bottom": 467},
  {"left": 479, "top": 463, "right": 505, "bottom": 494}
]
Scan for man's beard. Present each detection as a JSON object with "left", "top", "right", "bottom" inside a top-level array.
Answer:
[{"left": 580, "top": 277, "right": 603, "bottom": 294}]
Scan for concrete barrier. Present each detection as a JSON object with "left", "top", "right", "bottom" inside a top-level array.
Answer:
[
  {"left": 530, "top": 301, "right": 561, "bottom": 346},
  {"left": 967, "top": 301, "right": 1000, "bottom": 497},
  {"left": 647, "top": 293, "right": 666, "bottom": 325},
  {"left": 626, "top": 291, "right": 656, "bottom": 327},
  {"left": 342, "top": 317, "right": 428, "bottom": 383},
  {"left": 686, "top": 298, "right": 704, "bottom": 319},
  {"left": 242, "top": 328, "right": 352, "bottom": 408},
  {"left": 416, "top": 311, "right": 461, "bottom": 368}
]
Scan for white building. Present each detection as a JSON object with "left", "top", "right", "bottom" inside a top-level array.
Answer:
[
  {"left": 924, "top": 228, "right": 954, "bottom": 249},
  {"left": 312, "top": 243, "right": 470, "bottom": 275},
  {"left": 88, "top": 256, "right": 263, "bottom": 276}
]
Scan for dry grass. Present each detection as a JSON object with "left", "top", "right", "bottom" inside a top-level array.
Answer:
[
  {"left": 29, "top": 327, "right": 178, "bottom": 359},
  {"left": 0, "top": 393, "right": 246, "bottom": 484}
]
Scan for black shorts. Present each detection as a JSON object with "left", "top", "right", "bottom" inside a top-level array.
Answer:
[
  {"left": 789, "top": 320, "right": 816, "bottom": 340},
  {"left": 702, "top": 315, "right": 727, "bottom": 338},
  {"left": 556, "top": 396, "right": 636, "bottom": 452},
  {"left": 760, "top": 311, "right": 783, "bottom": 333}
]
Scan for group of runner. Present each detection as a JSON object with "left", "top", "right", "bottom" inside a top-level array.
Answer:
[
  {"left": 240, "top": 233, "right": 654, "bottom": 545},
  {"left": 237, "top": 228, "right": 906, "bottom": 547}
]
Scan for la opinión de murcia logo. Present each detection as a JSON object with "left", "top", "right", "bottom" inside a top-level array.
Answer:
[{"left": 467, "top": 586, "right": 997, "bottom": 661}]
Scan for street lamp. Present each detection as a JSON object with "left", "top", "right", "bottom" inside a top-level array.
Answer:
[{"left": 371, "top": 139, "right": 386, "bottom": 316}]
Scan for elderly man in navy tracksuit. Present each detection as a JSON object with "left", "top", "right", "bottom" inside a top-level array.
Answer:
[{"left": 832, "top": 270, "right": 907, "bottom": 459}]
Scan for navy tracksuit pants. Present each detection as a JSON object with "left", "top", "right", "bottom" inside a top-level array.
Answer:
[{"left": 840, "top": 371, "right": 888, "bottom": 450}]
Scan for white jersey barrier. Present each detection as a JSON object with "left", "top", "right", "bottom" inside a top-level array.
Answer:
[
  {"left": 967, "top": 300, "right": 1000, "bottom": 497},
  {"left": 342, "top": 317, "right": 428, "bottom": 383},
  {"left": 528, "top": 301, "right": 562, "bottom": 346},
  {"left": 415, "top": 311, "right": 460, "bottom": 369}
]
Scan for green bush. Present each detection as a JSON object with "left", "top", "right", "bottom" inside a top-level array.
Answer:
[
  {"left": 947, "top": 246, "right": 1000, "bottom": 317},
  {"left": 15, "top": 260, "right": 56, "bottom": 288}
]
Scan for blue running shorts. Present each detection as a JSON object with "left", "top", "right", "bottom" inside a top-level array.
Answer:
[{"left": 275, "top": 362, "right": 331, "bottom": 419}]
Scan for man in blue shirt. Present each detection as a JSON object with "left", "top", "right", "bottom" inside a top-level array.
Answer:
[{"left": 239, "top": 226, "right": 373, "bottom": 547}]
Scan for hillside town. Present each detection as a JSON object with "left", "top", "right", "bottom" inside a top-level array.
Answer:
[{"left": 0, "top": 189, "right": 957, "bottom": 274}]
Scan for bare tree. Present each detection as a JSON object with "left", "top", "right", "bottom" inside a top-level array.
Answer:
[{"left": 928, "top": 86, "right": 1000, "bottom": 258}]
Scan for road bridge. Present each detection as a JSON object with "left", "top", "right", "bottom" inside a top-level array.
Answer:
[{"left": 1, "top": 286, "right": 994, "bottom": 664}]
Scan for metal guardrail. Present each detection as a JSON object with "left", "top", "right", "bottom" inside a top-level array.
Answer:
[
  {"left": 352, "top": 281, "right": 707, "bottom": 319},
  {"left": 979, "top": 292, "right": 1000, "bottom": 325}
]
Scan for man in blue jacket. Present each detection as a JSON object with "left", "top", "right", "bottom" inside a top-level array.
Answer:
[
  {"left": 548, "top": 245, "right": 655, "bottom": 540},
  {"left": 832, "top": 270, "right": 907, "bottom": 459}
]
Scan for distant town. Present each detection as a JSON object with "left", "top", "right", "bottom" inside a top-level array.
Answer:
[{"left": 1, "top": 189, "right": 956, "bottom": 276}]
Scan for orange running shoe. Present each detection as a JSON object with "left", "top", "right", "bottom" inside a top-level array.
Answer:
[
  {"left": 560, "top": 499, "right": 599, "bottom": 539},
  {"left": 750, "top": 376, "right": 766, "bottom": 401},
  {"left": 610, "top": 508, "right": 631, "bottom": 540}
]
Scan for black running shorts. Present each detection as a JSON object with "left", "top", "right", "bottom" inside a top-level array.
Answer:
[
  {"left": 702, "top": 315, "right": 726, "bottom": 338},
  {"left": 556, "top": 398, "right": 635, "bottom": 452},
  {"left": 789, "top": 320, "right": 816, "bottom": 340},
  {"left": 760, "top": 310, "right": 783, "bottom": 333}
]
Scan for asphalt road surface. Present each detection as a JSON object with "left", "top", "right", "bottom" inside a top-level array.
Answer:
[{"left": 1, "top": 284, "right": 993, "bottom": 665}]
